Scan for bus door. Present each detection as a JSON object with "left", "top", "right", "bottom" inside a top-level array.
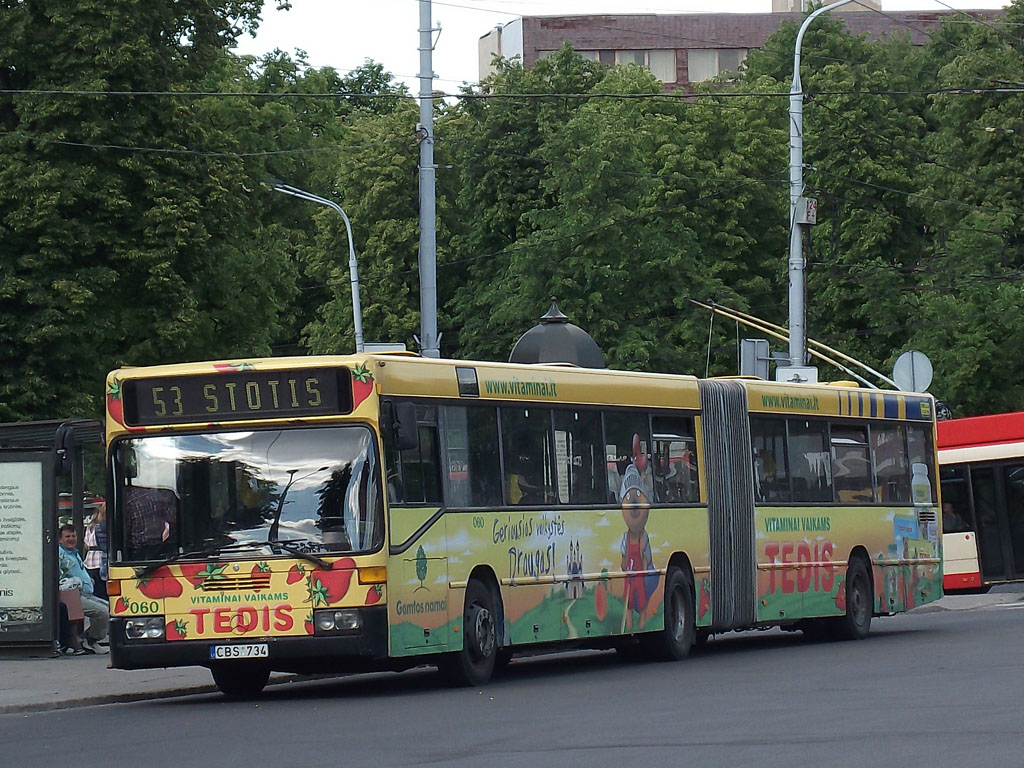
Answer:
[
  {"left": 1001, "top": 465, "right": 1024, "bottom": 580},
  {"left": 969, "top": 465, "right": 1024, "bottom": 584},
  {"left": 940, "top": 465, "right": 982, "bottom": 590}
]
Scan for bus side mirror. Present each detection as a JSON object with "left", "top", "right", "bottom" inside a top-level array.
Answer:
[
  {"left": 118, "top": 445, "right": 139, "bottom": 479},
  {"left": 392, "top": 402, "right": 419, "bottom": 452},
  {"left": 54, "top": 423, "right": 76, "bottom": 476}
]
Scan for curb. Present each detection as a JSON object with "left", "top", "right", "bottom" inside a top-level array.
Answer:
[
  {"left": 0, "top": 684, "right": 218, "bottom": 715},
  {"left": 911, "top": 594, "right": 1024, "bottom": 614},
  {"left": 0, "top": 673, "right": 311, "bottom": 715}
]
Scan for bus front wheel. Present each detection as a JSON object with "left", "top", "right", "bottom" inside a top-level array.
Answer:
[
  {"left": 832, "top": 558, "right": 872, "bottom": 641},
  {"left": 440, "top": 579, "right": 499, "bottom": 686},
  {"left": 210, "top": 662, "right": 270, "bottom": 698}
]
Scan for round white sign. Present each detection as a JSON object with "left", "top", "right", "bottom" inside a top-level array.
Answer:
[{"left": 893, "top": 350, "right": 933, "bottom": 393}]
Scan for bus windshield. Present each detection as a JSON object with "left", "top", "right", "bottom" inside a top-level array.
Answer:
[{"left": 112, "top": 426, "right": 382, "bottom": 562}]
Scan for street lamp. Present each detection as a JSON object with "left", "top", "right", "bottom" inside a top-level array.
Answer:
[
  {"left": 269, "top": 180, "right": 365, "bottom": 354},
  {"left": 784, "top": 0, "right": 853, "bottom": 381}
]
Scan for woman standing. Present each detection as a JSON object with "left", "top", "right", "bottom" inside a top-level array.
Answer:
[{"left": 84, "top": 501, "right": 108, "bottom": 600}]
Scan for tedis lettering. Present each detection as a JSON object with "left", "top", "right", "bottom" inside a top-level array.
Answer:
[
  {"left": 189, "top": 603, "right": 294, "bottom": 634},
  {"left": 764, "top": 539, "right": 836, "bottom": 594}
]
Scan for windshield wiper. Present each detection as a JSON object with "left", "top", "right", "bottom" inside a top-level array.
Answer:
[
  {"left": 135, "top": 540, "right": 243, "bottom": 578},
  {"left": 255, "top": 538, "right": 331, "bottom": 569},
  {"left": 134, "top": 537, "right": 331, "bottom": 576}
]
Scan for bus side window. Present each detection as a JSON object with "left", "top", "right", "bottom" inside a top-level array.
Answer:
[
  {"left": 501, "top": 407, "right": 555, "bottom": 506},
  {"left": 831, "top": 425, "right": 875, "bottom": 504},
  {"left": 382, "top": 406, "right": 404, "bottom": 504},
  {"left": 750, "top": 417, "right": 789, "bottom": 503},
  {"left": 940, "top": 465, "right": 972, "bottom": 532},
  {"left": 391, "top": 404, "right": 442, "bottom": 505},
  {"left": 554, "top": 409, "right": 605, "bottom": 505},
  {"left": 443, "top": 405, "right": 502, "bottom": 507},
  {"left": 870, "top": 424, "right": 910, "bottom": 504},
  {"left": 907, "top": 424, "right": 936, "bottom": 504},
  {"left": 651, "top": 415, "right": 699, "bottom": 504},
  {"left": 788, "top": 419, "right": 833, "bottom": 503},
  {"left": 603, "top": 411, "right": 653, "bottom": 504}
]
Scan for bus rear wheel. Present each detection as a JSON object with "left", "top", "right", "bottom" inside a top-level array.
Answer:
[
  {"left": 642, "top": 567, "right": 695, "bottom": 661},
  {"left": 210, "top": 662, "right": 270, "bottom": 698},
  {"left": 832, "top": 558, "right": 872, "bottom": 641},
  {"left": 440, "top": 579, "right": 499, "bottom": 686}
]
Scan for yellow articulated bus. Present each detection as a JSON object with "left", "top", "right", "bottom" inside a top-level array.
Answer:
[{"left": 103, "top": 355, "right": 942, "bottom": 696}]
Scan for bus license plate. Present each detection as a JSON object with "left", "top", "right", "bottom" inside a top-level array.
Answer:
[{"left": 209, "top": 643, "right": 268, "bottom": 660}]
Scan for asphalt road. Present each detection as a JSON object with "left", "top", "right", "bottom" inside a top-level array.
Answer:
[{"left": 5, "top": 604, "right": 1024, "bottom": 767}]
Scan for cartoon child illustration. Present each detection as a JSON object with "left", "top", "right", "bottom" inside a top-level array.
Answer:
[{"left": 619, "top": 452, "right": 656, "bottom": 631}]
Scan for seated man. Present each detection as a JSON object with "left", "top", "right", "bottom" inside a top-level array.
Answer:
[{"left": 58, "top": 524, "right": 109, "bottom": 654}]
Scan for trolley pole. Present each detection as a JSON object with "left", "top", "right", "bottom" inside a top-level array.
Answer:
[
  {"left": 784, "top": 0, "right": 852, "bottom": 381},
  {"left": 417, "top": 0, "right": 441, "bottom": 358}
]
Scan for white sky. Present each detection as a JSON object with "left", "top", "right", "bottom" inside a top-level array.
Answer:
[{"left": 233, "top": 0, "right": 1009, "bottom": 93}]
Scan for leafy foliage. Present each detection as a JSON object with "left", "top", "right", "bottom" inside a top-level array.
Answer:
[{"left": 4, "top": 3, "right": 1024, "bottom": 421}]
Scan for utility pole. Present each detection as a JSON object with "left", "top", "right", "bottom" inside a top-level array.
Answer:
[
  {"left": 781, "top": 0, "right": 852, "bottom": 383},
  {"left": 417, "top": 0, "right": 440, "bottom": 358}
]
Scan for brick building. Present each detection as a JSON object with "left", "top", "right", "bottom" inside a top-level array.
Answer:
[{"left": 479, "top": 8, "right": 1003, "bottom": 88}]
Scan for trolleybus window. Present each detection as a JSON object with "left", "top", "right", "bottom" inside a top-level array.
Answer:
[
  {"left": 651, "top": 415, "right": 699, "bottom": 504},
  {"left": 789, "top": 420, "right": 833, "bottom": 503},
  {"left": 907, "top": 424, "right": 936, "bottom": 503},
  {"left": 442, "top": 405, "right": 502, "bottom": 508},
  {"left": 112, "top": 426, "right": 383, "bottom": 560},
  {"left": 871, "top": 424, "right": 911, "bottom": 504},
  {"left": 553, "top": 409, "right": 605, "bottom": 505},
  {"left": 751, "top": 417, "right": 789, "bottom": 503},
  {"left": 604, "top": 412, "right": 652, "bottom": 504},
  {"left": 501, "top": 407, "right": 555, "bottom": 505},
  {"left": 393, "top": 405, "right": 442, "bottom": 505},
  {"left": 831, "top": 426, "right": 875, "bottom": 504},
  {"left": 939, "top": 466, "right": 972, "bottom": 532}
]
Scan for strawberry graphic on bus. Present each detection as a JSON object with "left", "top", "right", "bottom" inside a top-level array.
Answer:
[{"left": 351, "top": 365, "right": 374, "bottom": 409}]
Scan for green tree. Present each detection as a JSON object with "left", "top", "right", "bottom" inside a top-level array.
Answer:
[
  {"left": 911, "top": 3, "right": 1024, "bottom": 414},
  {"left": 296, "top": 100, "right": 421, "bottom": 353},
  {"left": 251, "top": 55, "right": 411, "bottom": 354},
  {"left": 0, "top": 0, "right": 291, "bottom": 420},
  {"left": 440, "top": 46, "right": 605, "bottom": 361}
]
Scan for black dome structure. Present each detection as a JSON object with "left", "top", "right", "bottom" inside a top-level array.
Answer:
[{"left": 508, "top": 299, "right": 605, "bottom": 368}]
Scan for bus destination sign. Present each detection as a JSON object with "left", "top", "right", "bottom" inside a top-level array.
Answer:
[{"left": 122, "top": 368, "right": 351, "bottom": 426}]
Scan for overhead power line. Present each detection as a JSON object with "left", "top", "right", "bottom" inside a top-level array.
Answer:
[{"left": 3, "top": 85, "right": 1024, "bottom": 100}]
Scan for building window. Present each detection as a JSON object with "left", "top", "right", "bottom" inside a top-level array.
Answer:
[
  {"left": 538, "top": 49, "right": 600, "bottom": 63},
  {"left": 687, "top": 48, "right": 748, "bottom": 82},
  {"left": 613, "top": 49, "right": 677, "bottom": 84}
]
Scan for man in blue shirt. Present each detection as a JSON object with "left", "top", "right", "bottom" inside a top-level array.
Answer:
[{"left": 58, "top": 524, "right": 109, "bottom": 653}]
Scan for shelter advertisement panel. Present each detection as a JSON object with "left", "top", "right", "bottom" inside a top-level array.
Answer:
[{"left": 0, "top": 460, "right": 44, "bottom": 631}]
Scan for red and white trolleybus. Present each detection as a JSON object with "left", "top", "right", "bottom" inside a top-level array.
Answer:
[{"left": 937, "top": 412, "right": 1024, "bottom": 592}]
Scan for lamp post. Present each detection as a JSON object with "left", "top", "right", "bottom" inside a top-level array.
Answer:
[
  {"left": 270, "top": 180, "right": 365, "bottom": 354},
  {"left": 784, "top": 0, "right": 853, "bottom": 381}
]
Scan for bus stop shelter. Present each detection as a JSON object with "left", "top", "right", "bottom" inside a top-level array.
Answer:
[{"left": 0, "top": 419, "right": 103, "bottom": 651}]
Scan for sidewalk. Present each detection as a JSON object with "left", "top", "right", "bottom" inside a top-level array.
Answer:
[
  {"left": 0, "top": 650, "right": 309, "bottom": 714},
  {"left": 2, "top": 590, "right": 1021, "bottom": 714}
]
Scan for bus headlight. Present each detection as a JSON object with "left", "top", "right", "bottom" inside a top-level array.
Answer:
[
  {"left": 313, "top": 609, "right": 362, "bottom": 634},
  {"left": 125, "top": 617, "right": 166, "bottom": 640}
]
